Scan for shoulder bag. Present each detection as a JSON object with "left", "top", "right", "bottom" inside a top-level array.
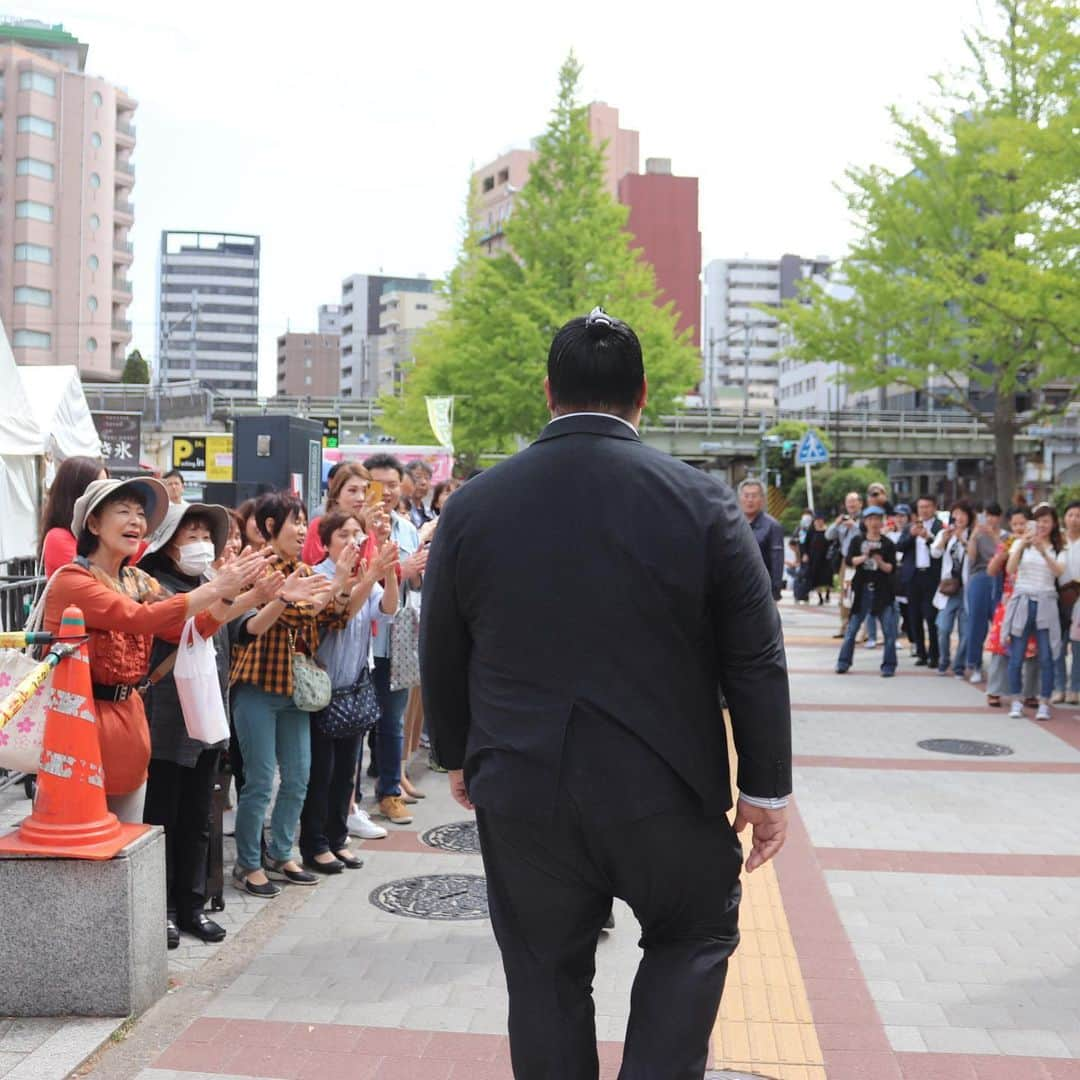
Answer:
[
  {"left": 287, "top": 629, "right": 332, "bottom": 712},
  {"left": 390, "top": 586, "right": 422, "bottom": 692},
  {"left": 314, "top": 667, "right": 380, "bottom": 738}
]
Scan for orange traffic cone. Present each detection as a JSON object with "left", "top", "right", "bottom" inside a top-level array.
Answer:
[{"left": 0, "top": 605, "right": 149, "bottom": 860}]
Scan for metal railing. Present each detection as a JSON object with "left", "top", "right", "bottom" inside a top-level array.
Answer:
[
  {"left": 0, "top": 574, "right": 43, "bottom": 633},
  {"left": 115, "top": 200, "right": 134, "bottom": 216},
  {"left": 117, "top": 120, "right": 135, "bottom": 138},
  {"left": 114, "top": 240, "right": 134, "bottom": 255}
]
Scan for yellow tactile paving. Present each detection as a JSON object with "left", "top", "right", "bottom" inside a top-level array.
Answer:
[{"left": 711, "top": 729, "right": 825, "bottom": 1079}]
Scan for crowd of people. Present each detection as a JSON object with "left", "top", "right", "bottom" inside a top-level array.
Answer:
[
  {"left": 31, "top": 452, "right": 457, "bottom": 950},
  {"left": 738, "top": 477, "right": 1080, "bottom": 717}
]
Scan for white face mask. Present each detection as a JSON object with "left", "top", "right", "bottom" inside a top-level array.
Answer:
[
  {"left": 800, "top": 515, "right": 812, "bottom": 528},
  {"left": 176, "top": 540, "right": 215, "bottom": 577}
]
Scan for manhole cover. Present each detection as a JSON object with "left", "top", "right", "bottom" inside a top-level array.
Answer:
[
  {"left": 917, "top": 738, "right": 1014, "bottom": 757},
  {"left": 369, "top": 873, "right": 488, "bottom": 920},
  {"left": 421, "top": 820, "right": 481, "bottom": 854}
]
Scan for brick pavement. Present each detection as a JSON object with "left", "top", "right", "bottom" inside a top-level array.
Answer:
[{"left": 28, "top": 595, "right": 1079, "bottom": 1078}]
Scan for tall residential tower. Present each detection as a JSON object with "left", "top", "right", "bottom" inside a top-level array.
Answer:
[
  {"left": 0, "top": 19, "right": 136, "bottom": 378},
  {"left": 157, "top": 231, "right": 260, "bottom": 395}
]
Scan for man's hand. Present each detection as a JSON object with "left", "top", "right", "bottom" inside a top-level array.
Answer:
[
  {"left": 733, "top": 799, "right": 788, "bottom": 873},
  {"left": 448, "top": 769, "right": 475, "bottom": 812},
  {"left": 400, "top": 547, "right": 429, "bottom": 579}
]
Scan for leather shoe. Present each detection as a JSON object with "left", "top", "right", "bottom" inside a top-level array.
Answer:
[
  {"left": 179, "top": 912, "right": 226, "bottom": 943},
  {"left": 166, "top": 918, "right": 180, "bottom": 950},
  {"left": 334, "top": 849, "right": 364, "bottom": 870},
  {"left": 302, "top": 856, "right": 345, "bottom": 875}
]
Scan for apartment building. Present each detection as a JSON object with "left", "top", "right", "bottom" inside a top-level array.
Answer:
[
  {"left": 157, "top": 231, "right": 260, "bottom": 395},
  {"left": 276, "top": 330, "right": 340, "bottom": 396},
  {"left": 0, "top": 19, "right": 136, "bottom": 378},
  {"left": 373, "top": 287, "right": 447, "bottom": 397}
]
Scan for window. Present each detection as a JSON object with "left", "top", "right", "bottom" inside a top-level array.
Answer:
[
  {"left": 89, "top": 213, "right": 100, "bottom": 230},
  {"left": 87, "top": 296, "right": 98, "bottom": 312},
  {"left": 19, "top": 71, "right": 56, "bottom": 96},
  {"left": 13, "top": 329, "right": 51, "bottom": 349},
  {"left": 89, "top": 173, "right": 101, "bottom": 189},
  {"left": 14, "top": 286, "right": 51, "bottom": 307},
  {"left": 90, "top": 132, "right": 102, "bottom": 148},
  {"left": 497, "top": 168, "right": 509, "bottom": 184},
  {"left": 304, "top": 357, "right": 312, "bottom": 368},
  {"left": 482, "top": 176, "right": 495, "bottom": 192},
  {"left": 14, "top": 243, "right": 51, "bottom": 264},
  {"left": 17, "top": 115, "right": 55, "bottom": 138},
  {"left": 15, "top": 200, "right": 53, "bottom": 223},
  {"left": 86, "top": 337, "right": 98, "bottom": 352},
  {"left": 91, "top": 91, "right": 102, "bottom": 107},
  {"left": 416, "top": 303, "right": 428, "bottom": 310},
  {"left": 305, "top": 375, "right": 312, "bottom": 386},
  {"left": 15, "top": 157, "right": 54, "bottom": 180},
  {"left": 87, "top": 254, "right": 99, "bottom": 270}
]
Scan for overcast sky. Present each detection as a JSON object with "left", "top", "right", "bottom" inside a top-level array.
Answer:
[{"left": 32, "top": 0, "right": 989, "bottom": 393}]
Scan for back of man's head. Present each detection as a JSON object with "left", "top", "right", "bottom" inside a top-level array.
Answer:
[{"left": 547, "top": 308, "right": 644, "bottom": 418}]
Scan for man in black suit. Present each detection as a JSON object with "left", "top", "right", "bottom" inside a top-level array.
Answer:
[
  {"left": 895, "top": 494, "right": 944, "bottom": 667},
  {"left": 420, "top": 309, "right": 792, "bottom": 1080}
]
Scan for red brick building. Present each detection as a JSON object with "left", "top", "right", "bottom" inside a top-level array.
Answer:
[{"left": 618, "top": 159, "right": 702, "bottom": 347}]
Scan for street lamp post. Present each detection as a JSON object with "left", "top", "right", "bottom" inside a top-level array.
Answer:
[{"left": 154, "top": 289, "right": 199, "bottom": 429}]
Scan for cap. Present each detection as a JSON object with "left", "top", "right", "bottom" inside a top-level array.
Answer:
[
  {"left": 142, "top": 502, "right": 230, "bottom": 560},
  {"left": 867, "top": 483, "right": 888, "bottom": 495},
  {"left": 894, "top": 503, "right": 912, "bottom": 515},
  {"left": 863, "top": 506, "right": 886, "bottom": 517},
  {"left": 71, "top": 477, "right": 169, "bottom": 539}
]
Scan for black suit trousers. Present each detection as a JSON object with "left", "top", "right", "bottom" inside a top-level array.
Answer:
[
  {"left": 474, "top": 713, "right": 743, "bottom": 1080},
  {"left": 908, "top": 568, "right": 940, "bottom": 664}
]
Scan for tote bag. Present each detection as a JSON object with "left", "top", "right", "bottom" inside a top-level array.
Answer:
[
  {"left": 390, "top": 588, "right": 422, "bottom": 692},
  {"left": 173, "top": 618, "right": 230, "bottom": 745}
]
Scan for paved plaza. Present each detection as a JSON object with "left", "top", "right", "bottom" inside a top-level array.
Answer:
[{"left": 3, "top": 597, "right": 1079, "bottom": 1079}]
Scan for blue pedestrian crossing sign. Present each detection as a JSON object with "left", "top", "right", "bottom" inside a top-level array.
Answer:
[{"left": 795, "top": 430, "right": 830, "bottom": 466}]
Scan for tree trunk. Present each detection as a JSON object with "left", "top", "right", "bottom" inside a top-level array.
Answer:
[{"left": 992, "top": 394, "right": 1018, "bottom": 508}]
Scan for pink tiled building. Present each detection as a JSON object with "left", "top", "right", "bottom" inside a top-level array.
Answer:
[{"left": 0, "top": 20, "right": 135, "bottom": 380}]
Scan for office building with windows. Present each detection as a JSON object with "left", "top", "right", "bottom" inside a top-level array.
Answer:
[
  {"left": 277, "top": 330, "right": 340, "bottom": 396},
  {"left": 338, "top": 273, "right": 434, "bottom": 398},
  {"left": 157, "top": 231, "right": 260, "bottom": 394},
  {"left": 317, "top": 304, "right": 342, "bottom": 335},
  {"left": 0, "top": 19, "right": 136, "bottom": 378},
  {"left": 702, "top": 253, "right": 832, "bottom": 408}
]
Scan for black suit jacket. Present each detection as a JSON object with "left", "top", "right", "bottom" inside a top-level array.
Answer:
[
  {"left": 896, "top": 517, "right": 943, "bottom": 587},
  {"left": 420, "top": 413, "right": 792, "bottom": 821}
]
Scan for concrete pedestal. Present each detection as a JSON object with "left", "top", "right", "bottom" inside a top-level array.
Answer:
[{"left": 0, "top": 827, "right": 167, "bottom": 1017}]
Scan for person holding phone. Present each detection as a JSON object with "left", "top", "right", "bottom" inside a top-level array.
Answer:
[
  {"left": 835, "top": 507, "right": 898, "bottom": 676},
  {"left": 964, "top": 502, "right": 1004, "bottom": 683},
  {"left": 1004, "top": 502, "right": 1067, "bottom": 720},
  {"left": 930, "top": 501, "right": 972, "bottom": 677}
]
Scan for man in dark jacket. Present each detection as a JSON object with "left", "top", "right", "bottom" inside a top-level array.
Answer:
[
  {"left": 420, "top": 308, "right": 792, "bottom": 1080},
  {"left": 895, "top": 494, "right": 944, "bottom": 667},
  {"left": 739, "top": 478, "right": 785, "bottom": 600}
]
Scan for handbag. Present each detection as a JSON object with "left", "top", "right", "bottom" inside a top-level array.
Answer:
[
  {"left": 173, "top": 618, "right": 229, "bottom": 744},
  {"left": 288, "top": 629, "right": 332, "bottom": 712},
  {"left": 390, "top": 587, "right": 422, "bottom": 692},
  {"left": 314, "top": 668, "right": 380, "bottom": 738},
  {"left": 938, "top": 540, "right": 964, "bottom": 596}
]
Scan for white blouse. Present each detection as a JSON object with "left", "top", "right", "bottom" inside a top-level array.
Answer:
[{"left": 1013, "top": 544, "right": 1063, "bottom": 596}]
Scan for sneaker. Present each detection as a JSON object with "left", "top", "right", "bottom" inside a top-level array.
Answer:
[
  {"left": 1035, "top": 702, "right": 1052, "bottom": 722},
  {"left": 347, "top": 807, "right": 388, "bottom": 839},
  {"left": 264, "top": 858, "right": 319, "bottom": 886},
  {"left": 377, "top": 796, "right": 414, "bottom": 825},
  {"left": 864, "top": 639, "right": 879, "bottom": 649},
  {"left": 231, "top": 865, "right": 281, "bottom": 899},
  {"left": 1050, "top": 690, "right": 1065, "bottom": 704},
  {"left": 954, "top": 670, "right": 966, "bottom": 679},
  {"left": 969, "top": 669, "right": 984, "bottom": 685},
  {"left": 1008, "top": 699, "right": 1025, "bottom": 719}
]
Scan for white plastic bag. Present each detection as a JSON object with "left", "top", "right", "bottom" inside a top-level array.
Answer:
[{"left": 173, "top": 618, "right": 229, "bottom": 745}]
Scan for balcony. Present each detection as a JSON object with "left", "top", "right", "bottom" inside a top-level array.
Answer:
[
  {"left": 115, "top": 199, "right": 134, "bottom": 223},
  {"left": 116, "top": 119, "right": 135, "bottom": 145},
  {"left": 113, "top": 275, "right": 132, "bottom": 297},
  {"left": 112, "top": 317, "right": 131, "bottom": 332},
  {"left": 113, "top": 239, "right": 134, "bottom": 264},
  {"left": 115, "top": 160, "right": 134, "bottom": 186}
]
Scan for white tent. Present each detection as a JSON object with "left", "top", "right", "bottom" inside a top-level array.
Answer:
[{"left": 0, "top": 325, "right": 102, "bottom": 561}]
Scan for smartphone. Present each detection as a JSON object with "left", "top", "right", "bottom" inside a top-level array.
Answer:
[
  {"left": 365, "top": 480, "right": 384, "bottom": 507},
  {"left": 977, "top": 512, "right": 987, "bottom": 525},
  {"left": 1026, "top": 521, "right": 1037, "bottom": 538}
]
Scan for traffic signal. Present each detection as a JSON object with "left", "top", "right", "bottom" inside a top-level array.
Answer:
[{"left": 782, "top": 439, "right": 797, "bottom": 456}]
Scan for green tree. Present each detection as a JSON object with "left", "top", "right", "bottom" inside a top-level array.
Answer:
[
  {"left": 782, "top": 465, "right": 891, "bottom": 530},
  {"left": 121, "top": 349, "right": 149, "bottom": 384},
  {"left": 1053, "top": 483, "right": 1080, "bottom": 518},
  {"left": 775, "top": 0, "right": 1079, "bottom": 508},
  {"left": 381, "top": 54, "right": 699, "bottom": 457}
]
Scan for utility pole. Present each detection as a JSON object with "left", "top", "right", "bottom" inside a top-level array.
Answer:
[
  {"left": 742, "top": 310, "right": 752, "bottom": 416},
  {"left": 187, "top": 289, "right": 199, "bottom": 383}
]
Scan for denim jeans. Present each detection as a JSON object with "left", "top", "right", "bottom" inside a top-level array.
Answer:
[
  {"left": 964, "top": 571, "right": 995, "bottom": 672},
  {"left": 1007, "top": 598, "right": 1054, "bottom": 700},
  {"left": 365, "top": 657, "right": 407, "bottom": 800},
  {"left": 232, "top": 684, "right": 312, "bottom": 872},
  {"left": 1054, "top": 639, "right": 1080, "bottom": 694},
  {"left": 936, "top": 592, "right": 967, "bottom": 674},
  {"left": 837, "top": 591, "right": 898, "bottom": 674},
  {"left": 864, "top": 613, "right": 878, "bottom": 644}
]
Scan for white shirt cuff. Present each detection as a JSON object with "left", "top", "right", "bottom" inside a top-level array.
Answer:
[{"left": 738, "top": 792, "right": 790, "bottom": 810}]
